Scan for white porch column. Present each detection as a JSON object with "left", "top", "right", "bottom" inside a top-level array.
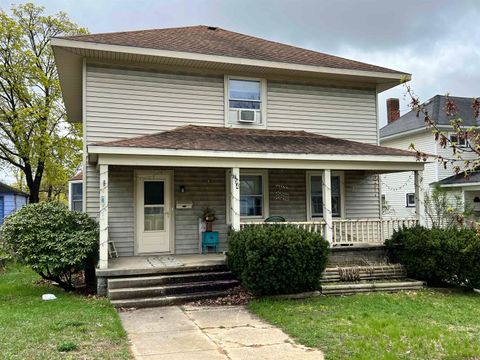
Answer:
[
  {"left": 230, "top": 167, "right": 241, "bottom": 231},
  {"left": 99, "top": 164, "right": 109, "bottom": 269},
  {"left": 414, "top": 170, "right": 426, "bottom": 226},
  {"left": 322, "top": 169, "right": 333, "bottom": 245}
]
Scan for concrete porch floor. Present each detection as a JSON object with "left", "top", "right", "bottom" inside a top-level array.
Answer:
[{"left": 96, "top": 254, "right": 227, "bottom": 277}]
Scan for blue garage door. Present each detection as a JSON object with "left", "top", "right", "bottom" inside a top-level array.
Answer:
[{"left": 0, "top": 196, "right": 4, "bottom": 225}]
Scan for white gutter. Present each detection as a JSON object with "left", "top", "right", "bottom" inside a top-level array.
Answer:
[{"left": 88, "top": 145, "right": 421, "bottom": 163}]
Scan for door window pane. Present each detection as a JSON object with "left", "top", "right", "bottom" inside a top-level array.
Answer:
[
  {"left": 144, "top": 181, "right": 164, "bottom": 205},
  {"left": 144, "top": 207, "right": 165, "bottom": 231}
]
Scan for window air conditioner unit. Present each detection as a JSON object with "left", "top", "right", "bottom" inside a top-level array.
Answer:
[{"left": 238, "top": 109, "right": 256, "bottom": 123}]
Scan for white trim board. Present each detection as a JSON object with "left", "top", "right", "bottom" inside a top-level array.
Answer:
[
  {"left": 93, "top": 153, "right": 425, "bottom": 172},
  {"left": 89, "top": 145, "right": 421, "bottom": 163}
]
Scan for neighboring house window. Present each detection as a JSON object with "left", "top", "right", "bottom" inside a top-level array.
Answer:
[
  {"left": 450, "top": 134, "right": 467, "bottom": 147},
  {"left": 70, "top": 182, "right": 83, "bottom": 212},
  {"left": 308, "top": 173, "right": 343, "bottom": 218},
  {"left": 227, "top": 77, "right": 265, "bottom": 126},
  {"left": 406, "top": 193, "right": 415, "bottom": 207},
  {"left": 239, "top": 171, "right": 268, "bottom": 218}
]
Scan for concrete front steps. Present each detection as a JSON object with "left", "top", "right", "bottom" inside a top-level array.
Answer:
[
  {"left": 321, "top": 279, "right": 425, "bottom": 295},
  {"left": 108, "top": 269, "right": 239, "bottom": 308},
  {"left": 320, "top": 264, "right": 425, "bottom": 295}
]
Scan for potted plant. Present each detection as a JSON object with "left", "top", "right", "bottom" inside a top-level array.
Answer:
[{"left": 201, "top": 207, "right": 217, "bottom": 232}]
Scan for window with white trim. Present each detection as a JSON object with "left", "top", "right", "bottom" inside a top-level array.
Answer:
[
  {"left": 450, "top": 134, "right": 467, "bottom": 147},
  {"left": 310, "top": 175, "right": 342, "bottom": 218},
  {"left": 240, "top": 174, "right": 265, "bottom": 217},
  {"left": 406, "top": 193, "right": 415, "bottom": 207},
  {"left": 227, "top": 78, "right": 264, "bottom": 126},
  {"left": 70, "top": 182, "right": 83, "bottom": 212}
]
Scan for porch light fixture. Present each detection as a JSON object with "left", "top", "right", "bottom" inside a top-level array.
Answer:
[{"left": 180, "top": 185, "right": 186, "bottom": 193}]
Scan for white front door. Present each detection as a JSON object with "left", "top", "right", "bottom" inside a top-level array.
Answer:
[{"left": 136, "top": 173, "right": 172, "bottom": 254}]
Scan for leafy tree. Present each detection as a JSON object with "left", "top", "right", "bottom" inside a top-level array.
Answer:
[
  {"left": 0, "top": 3, "right": 86, "bottom": 203},
  {"left": 424, "top": 185, "right": 473, "bottom": 228},
  {"left": 403, "top": 80, "right": 480, "bottom": 174}
]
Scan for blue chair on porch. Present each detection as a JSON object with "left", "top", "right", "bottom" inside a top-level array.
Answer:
[{"left": 202, "top": 231, "right": 219, "bottom": 253}]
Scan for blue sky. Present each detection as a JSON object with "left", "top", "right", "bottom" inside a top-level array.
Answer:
[{"left": 1, "top": 0, "right": 479, "bottom": 181}]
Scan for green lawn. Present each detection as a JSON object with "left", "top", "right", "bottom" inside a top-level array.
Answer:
[
  {"left": 0, "top": 263, "right": 131, "bottom": 360},
  {"left": 250, "top": 289, "right": 480, "bottom": 360}
]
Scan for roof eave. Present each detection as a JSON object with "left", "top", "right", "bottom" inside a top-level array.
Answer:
[
  {"left": 88, "top": 144, "right": 420, "bottom": 162},
  {"left": 51, "top": 38, "right": 410, "bottom": 122}
]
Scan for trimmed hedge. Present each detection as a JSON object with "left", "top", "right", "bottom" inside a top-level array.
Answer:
[
  {"left": 386, "top": 225, "right": 480, "bottom": 289},
  {"left": 227, "top": 225, "right": 329, "bottom": 296},
  {"left": 1, "top": 203, "right": 98, "bottom": 291}
]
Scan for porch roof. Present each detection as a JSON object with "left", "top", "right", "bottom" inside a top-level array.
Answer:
[
  {"left": 88, "top": 125, "right": 426, "bottom": 171},
  {"left": 91, "top": 125, "right": 415, "bottom": 157}
]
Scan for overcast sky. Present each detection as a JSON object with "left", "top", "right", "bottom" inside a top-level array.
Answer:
[
  {"left": 1, "top": 0, "right": 479, "bottom": 181},
  {"left": 2, "top": 0, "right": 479, "bottom": 122}
]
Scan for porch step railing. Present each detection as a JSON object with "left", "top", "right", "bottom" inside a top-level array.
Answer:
[{"left": 240, "top": 218, "right": 418, "bottom": 245}]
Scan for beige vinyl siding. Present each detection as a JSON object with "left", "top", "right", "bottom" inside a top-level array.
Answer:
[
  {"left": 380, "top": 131, "right": 436, "bottom": 219},
  {"left": 84, "top": 65, "right": 225, "bottom": 220},
  {"left": 344, "top": 171, "right": 381, "bottom": 218},
  {"left": 108, "top": 166, "right": 135, "bottom": 256},
  {"left": 267, "top": 82, "right": 378, "bottom": 144},
  {"left": 85, "top": 65, "right": 224, "bottom": 143},
  {"left": 174, "top": 168, "right": 228, "bottom": 254},
  {"left": 268, "top": 169, "right": 307, "bottom": 221}
]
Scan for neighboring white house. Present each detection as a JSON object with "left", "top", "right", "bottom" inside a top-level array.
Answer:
[
  {"left": 51, "top": 25, "right": 424, "bottom": 275},
  {"left": 380, "top": 95, "right": 479, "bottom": 222}
]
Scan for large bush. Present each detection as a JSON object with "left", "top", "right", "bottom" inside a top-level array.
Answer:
[
  {"left": 386, "top": 225, "right": 480, "bottom": 289},
  {"left": 227, "top": 225, "right": 329, "bottom": 296},
  {"left": 1, "top": 203, "right": 98, "bottom": 291}
]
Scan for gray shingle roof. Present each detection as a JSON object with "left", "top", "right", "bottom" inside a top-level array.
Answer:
[
  {"left": 380, "top": 95, "right": 480, "bottom": 139},
  {"left": 60, "top": 26, "right": 407, "bottom": 75},
  {"left": 0, "top": 182, "right": 29, "bottom": 196},
  {"left": 92, "top": 125, "right": 416, "bottom": 157},
  {"left": 434, "top": 170, "right": 480, "bottom": 186}
]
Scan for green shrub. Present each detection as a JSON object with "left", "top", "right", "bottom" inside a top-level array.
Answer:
[
  {"left": 227, "top": 225, "right": 329, "bottom": 296},
  {"left": 386, "top": 225, "right": 480, "bottom": 288},
  {"left": 1, "top": 203, "right": 98, "bottom": 291}
]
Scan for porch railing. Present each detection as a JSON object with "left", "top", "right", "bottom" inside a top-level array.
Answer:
[{"left": 240, "top": 218, "right": 418, "bottom": 245}]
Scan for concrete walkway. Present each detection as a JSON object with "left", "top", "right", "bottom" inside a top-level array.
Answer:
[{"left": 119, "top": 305, "right": 324, "bottom": 359}]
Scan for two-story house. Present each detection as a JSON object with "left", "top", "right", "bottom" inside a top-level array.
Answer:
[
  {"left": 52, "top": 26, "right": 424, "bottom": 295},
  {"left": 380, "top": 95, "right": 480, "bottom": 222}
]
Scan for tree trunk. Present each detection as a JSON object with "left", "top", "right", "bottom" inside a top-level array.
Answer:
[
  {"left": 47, "top": 185, "right": 52, "bottom": 202},
  {"left": 23, "top": 160, "right": 44, "bottom": 203}
]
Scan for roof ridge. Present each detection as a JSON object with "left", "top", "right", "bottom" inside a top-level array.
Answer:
[
  {"left": 56, "top": 25, "right": 407, "bottom": 75},
  {"left": 57, "top": 25, "right": 206, "bottom": 40}
]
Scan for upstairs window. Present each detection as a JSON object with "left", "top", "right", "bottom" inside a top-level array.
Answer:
[
  {"left": 227, "top": 78, "right": 265, "bottom": 126},
  {"left": 450, "top": 134, "right": 467, "bottom": 147}
]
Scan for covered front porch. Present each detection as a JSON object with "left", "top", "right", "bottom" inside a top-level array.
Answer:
[{"left": 88, "top": 126, "right": 426, "bottom": 271}]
